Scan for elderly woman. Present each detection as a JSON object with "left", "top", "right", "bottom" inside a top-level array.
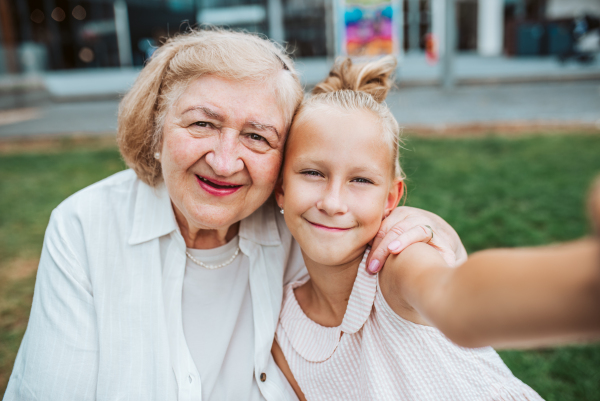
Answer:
[{"left": 5, "top": 29, "right": 466, "bottom": 401}]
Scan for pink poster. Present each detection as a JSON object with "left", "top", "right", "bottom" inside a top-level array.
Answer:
[{"left": 342, "top": 0, "right": 400, "bottom": 57}]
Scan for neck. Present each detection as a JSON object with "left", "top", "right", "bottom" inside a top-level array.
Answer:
[
  {"left": 295, "top": 248, "right": 366, "bottom": 327},
  {"left": 173, "top": 203, "right": 240, "bottom": 249}
]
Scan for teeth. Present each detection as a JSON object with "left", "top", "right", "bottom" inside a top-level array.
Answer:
[{"left": 200, "top": 177, "right": 237, "bottom": 187}]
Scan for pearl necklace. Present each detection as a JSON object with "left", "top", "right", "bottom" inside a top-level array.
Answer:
[{"left": 185, "top": 247, "right": 240, "bottom": 270}]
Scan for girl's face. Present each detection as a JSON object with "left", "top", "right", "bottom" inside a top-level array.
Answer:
[{"left": 277, "top": 106, "right": 403, "bottom": 267}]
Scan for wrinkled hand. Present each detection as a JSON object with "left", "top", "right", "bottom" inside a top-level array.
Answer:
[{"left": 366, "top": 206, "right": 468, "bottom": 273}]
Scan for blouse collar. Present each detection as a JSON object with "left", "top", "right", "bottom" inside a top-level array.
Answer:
[
  {"left": 279, "top": 248, "right": 376, "bottom": 362},
  {"left": 129, "top": 180, "right": 177, "bottom": 245},
  {"left": 128, "top": 176, "right": 282, "bottom": 247}
]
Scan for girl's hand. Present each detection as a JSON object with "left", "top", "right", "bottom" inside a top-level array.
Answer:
[{"left": 367, "top": 206, "right": 467, "bottom": 274}]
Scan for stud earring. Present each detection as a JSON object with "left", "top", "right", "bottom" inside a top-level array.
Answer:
[
  {"left": 154, "top": 152, "right": 160, "bottom": 160},
  {"left": 280, "top": 208, "right": 284, "bottom": 215}
]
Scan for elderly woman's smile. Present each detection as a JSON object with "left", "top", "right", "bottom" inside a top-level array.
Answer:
[
  {"left": 195, "top": 175, "right": 243, "bottom": 195},
  {"left": 160, "top": 74, "right": 287, "bottom": 242}
]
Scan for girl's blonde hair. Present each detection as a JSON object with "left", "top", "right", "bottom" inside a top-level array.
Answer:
[
  {"left": 118, "top": 27, "right": 304, "bottom": 186},
  {"left": 293, "top": 56, "right": 404, "bottom": 179}
]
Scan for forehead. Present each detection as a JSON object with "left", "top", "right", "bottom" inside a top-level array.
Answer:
[
  {"left": 287, "top": 107, "right": 391, "bottom": 171},
  {"left": 173, "top": 75, "right": 286, "bottom": 127}
]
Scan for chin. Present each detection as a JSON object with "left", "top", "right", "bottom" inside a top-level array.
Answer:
[
  {"left": 190, "top": 205, "right": 241, "bottom": 230},
  {"left": 301, "top": 241, "right": 367, "bottom": 267}
]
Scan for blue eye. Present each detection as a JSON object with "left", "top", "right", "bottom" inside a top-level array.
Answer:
[
  {"left": 302, "top": 170, "right": 322, "bottom": 177},
  {"left": 352, "top": 177, "right": 373, "bottom": 184}
]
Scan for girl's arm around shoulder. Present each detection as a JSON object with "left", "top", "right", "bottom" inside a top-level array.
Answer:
[
  {"left": 271, "top": 340, "right": 307, "bottom": 401},
  {"left": 379, "top": 242, "right": 453, "bottom": 327}
]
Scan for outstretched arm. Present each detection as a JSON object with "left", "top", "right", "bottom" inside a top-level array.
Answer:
[
  {"left": 438, "top": 239, "right": 600, "bottom": 348},
  {"left": 380, "top": 177, "right": 600, "bottom": 349},
  {"left": 381, "top": 239, "right": 600, "bottom": 350}
]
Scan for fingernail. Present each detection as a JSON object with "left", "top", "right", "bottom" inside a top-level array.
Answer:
[
  {"left": 368, "top": 260, "right": 380, "bottom": 274},
  {"left": 388, "top": 241, "right": 402, "bottom": 252}
]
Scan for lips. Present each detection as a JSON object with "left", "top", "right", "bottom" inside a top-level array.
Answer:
[
  {"left": 195, "top": 175, "right": 243, "bottom": 197},
  {"left": 306, "top": 219, "right": 352, "bottom": 232}
]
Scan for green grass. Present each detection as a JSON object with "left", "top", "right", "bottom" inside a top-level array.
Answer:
[
  {"left": 1, "top": 134, "right": 600, "bottom": 398},
  {"left": 0, "top": 148, "right": 125, "bottom": 262},
  {"left": 399, "top": 134, "right": 600, "bottom": 400},
  {"left": 402, "top": 135, "right": 600, "bottom": 251}
]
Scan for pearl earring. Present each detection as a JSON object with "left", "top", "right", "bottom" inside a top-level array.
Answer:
[
  {"left": 280, "top": 208, "right": 284, "bottom": 215},
  {"left": 154, "top": 152, "right": 160, "bottom": 160}
]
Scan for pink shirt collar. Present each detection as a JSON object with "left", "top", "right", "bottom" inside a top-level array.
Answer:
[{"left": 278, "top": 248, "right": 376, "bottom": 362}]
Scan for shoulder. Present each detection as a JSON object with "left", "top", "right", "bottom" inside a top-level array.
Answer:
[
  {"left": 55, "top": 169, "right": 139, "bottom": 217},
  {"left": 47, "top": 169, "right": 149, "bottom": 264},
  {"left": 51, "top": 169, "right": 151, "bottom": 235},
  {"left": 380, "top": 242, "right": 443, "bottom": 286},
  {"left": 378, "top": 243, "right": 437, "bottom": 325}
]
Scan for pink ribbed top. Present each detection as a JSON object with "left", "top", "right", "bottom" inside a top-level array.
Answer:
[{"left": 275, "top": 250, "right": 544, "bottom": 401}]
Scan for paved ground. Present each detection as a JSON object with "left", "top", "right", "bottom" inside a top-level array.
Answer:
[
  {"left": 1, "top": 53, "right": 600, "bottom": 100},
  {"left": 0, "top": 100, "right": 119, "bottom": 138},
  {"left": 396, "top": 53, "right": 600, "bottom": 85},
  {"left": 387, "top": 80, "right": 600, "bottom": 130},
  {"left": 1, "top": 79, "right": 599, "bottom": 139}
]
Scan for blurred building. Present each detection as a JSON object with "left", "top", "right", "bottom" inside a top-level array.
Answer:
[{"left": 0, "top": 0, "right": 598, "bottom": 74}]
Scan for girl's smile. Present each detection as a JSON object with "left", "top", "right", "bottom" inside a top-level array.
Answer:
[
  {"left": 305, "top": 219, "right": 353, "bottom": 232},
  {"left": 276, "top": 106, "right": 403, "bottom": 268}
]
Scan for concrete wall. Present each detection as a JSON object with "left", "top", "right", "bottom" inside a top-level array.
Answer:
[{"left": 477, "top": 0, "right": 504, "bottom": 56}]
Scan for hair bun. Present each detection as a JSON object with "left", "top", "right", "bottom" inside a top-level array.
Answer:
[{"left": 312, "top": 55, "right": 397, "bottom": 103}]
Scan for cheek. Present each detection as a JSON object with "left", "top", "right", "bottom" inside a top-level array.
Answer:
[
  {"left": 281, "top": 175, "right": 311, "bottom": 210},
  {"left": 351, "top": 190, "right": 387, "bottom": 228},
  {"left": 246, "top": 152, "right": 282, "bottom": 188},
  {"left": 162, "top": 129, "right": 208, "bottom": 174}
]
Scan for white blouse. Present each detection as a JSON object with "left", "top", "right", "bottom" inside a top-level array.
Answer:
[
  {"left": 5, "top": 169, "right": 306, "bottom": 401},
  {"left": 182, "top": 238, "right": 264, "bottom": 401}
]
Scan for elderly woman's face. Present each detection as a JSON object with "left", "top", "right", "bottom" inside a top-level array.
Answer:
[{"left": 161, "top": 75, "right": 287, "bottom": 231}]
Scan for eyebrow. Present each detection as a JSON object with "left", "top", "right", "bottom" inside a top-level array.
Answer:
[
  {"left": 182, "top": 106, "right": 224, "bottom": 121},
  {"left": 181, "top": 106, "right": 280, "bottom": 138},
  {"left": 248, "top": 121, "right": 281, "bottom": 138}
]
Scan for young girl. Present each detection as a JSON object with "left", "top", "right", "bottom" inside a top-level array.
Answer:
[{"left": 271, "top": 57, "right": 544, "bottom": 400}]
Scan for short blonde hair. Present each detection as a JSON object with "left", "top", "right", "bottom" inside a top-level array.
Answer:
[
  {"left": 118, "top": 27, "right": 304, "bottom": 186},
  {"left": 292, "top": 56, "right": 404, "bottom": 179}
]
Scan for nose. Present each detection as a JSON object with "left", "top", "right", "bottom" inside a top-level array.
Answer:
[
  {"left": 205, "top": 130, "right": 245, "bottom": 177},
  {"left": 316, "top": 181, "right": 349, "bottom": 216}
]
